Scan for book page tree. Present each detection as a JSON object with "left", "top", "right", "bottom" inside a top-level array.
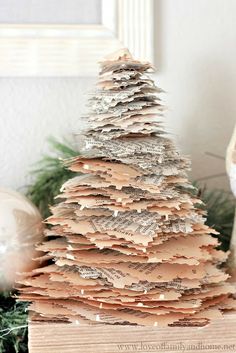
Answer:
[{"left": 18, "top": 49, "right": 235, "bottom": 326}]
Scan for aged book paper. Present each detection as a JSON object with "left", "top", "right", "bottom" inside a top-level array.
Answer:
[{"left": 18, "top": 48, "right": 235, "bottom": 326}]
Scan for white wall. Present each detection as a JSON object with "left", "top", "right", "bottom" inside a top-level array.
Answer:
[
  {"left": 1, "top": 0, "right": 236, "bottom": 192},
  {"left": 155, "top": 0, "right": 236, "bottom": 190},
  {"left": 0, "top": 77, "right": 94, "bottom": 191}
]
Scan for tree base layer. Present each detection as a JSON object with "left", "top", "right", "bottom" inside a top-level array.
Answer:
[{"left": 29, "top": 312, "right": 236, "bottom": 353}]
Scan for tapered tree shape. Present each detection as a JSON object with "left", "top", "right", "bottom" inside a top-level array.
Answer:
[{"left": 19, "top": 49, "right": 235, "bottom": 326}]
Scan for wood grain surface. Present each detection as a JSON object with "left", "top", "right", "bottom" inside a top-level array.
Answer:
[{"left": 29, "top": 312, "right": 236, "bottom": 353}]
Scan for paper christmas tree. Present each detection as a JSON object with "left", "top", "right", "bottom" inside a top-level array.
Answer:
[{"left": 19, "top": 49, "right": 235, "bottom": 327}]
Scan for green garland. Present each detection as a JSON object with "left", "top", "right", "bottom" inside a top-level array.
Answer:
[
  {"left": 0, "top": 292, "right": 28, "bottom": 353},
  {"left": 0, "top": 137, "right": 235, "bottom": 353},
  {"left": 196, "top": 185, "right": 235, "bottom": 251},
  {"left": 26, "top": 137, "right": 78, "bottom": 219}
]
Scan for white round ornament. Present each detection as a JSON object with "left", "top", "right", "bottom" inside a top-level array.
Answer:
[
  {"left": 226, "top": 124, "right": 236, "bottom": 197},
  {"left": 226, "top": 124, "right": 236, "bottom": 273},
  {"left": 0, "top": 188, "right": 43, "bottom": 289}
]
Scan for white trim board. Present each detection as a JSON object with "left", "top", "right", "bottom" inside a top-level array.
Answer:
[{"left": 0, "top": 0, "right": 154, "bottom": 76}]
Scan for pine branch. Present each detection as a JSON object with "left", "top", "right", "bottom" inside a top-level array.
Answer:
[
  {"left": 0, "top": 292, "right": 28, "bottom": 353},
  {"left": 26, "top": 137, "right": 79, "bottom": 219},
  {"left": 196, "top": 184, "right": 235, "bottom": 251}
]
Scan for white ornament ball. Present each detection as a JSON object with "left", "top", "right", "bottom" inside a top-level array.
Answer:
[
  {"left": 0, "top": 188, "right": 43, "bottom": 290},
  {"left": 229, "top": 163, "right": 236, "bottom": 197},
  {"left": 226, "top": 125, "right": 236, "bottom": 197}
]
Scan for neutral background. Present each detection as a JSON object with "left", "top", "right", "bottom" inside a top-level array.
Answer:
[{"left": 0, "top": 0, "right": 235, "bottom": 192}]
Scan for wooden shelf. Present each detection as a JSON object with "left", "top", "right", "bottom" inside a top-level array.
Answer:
[{"left": 29, "top": 312, "right": 236, "bottom": 353}]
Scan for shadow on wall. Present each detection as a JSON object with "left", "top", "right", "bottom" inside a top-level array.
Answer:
[
  {"left": 153, "top": 0, "right": 236, "bottom": 191},
  {"left": 153, "top": 0, "right": 163, "bottom": 70},
  {"left": 181, "top": 60, "right": 236, "bottom": 191}
]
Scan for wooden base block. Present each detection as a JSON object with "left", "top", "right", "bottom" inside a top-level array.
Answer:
[{"left": 29, "top": 312, "right": 236, "bottom": 353}]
